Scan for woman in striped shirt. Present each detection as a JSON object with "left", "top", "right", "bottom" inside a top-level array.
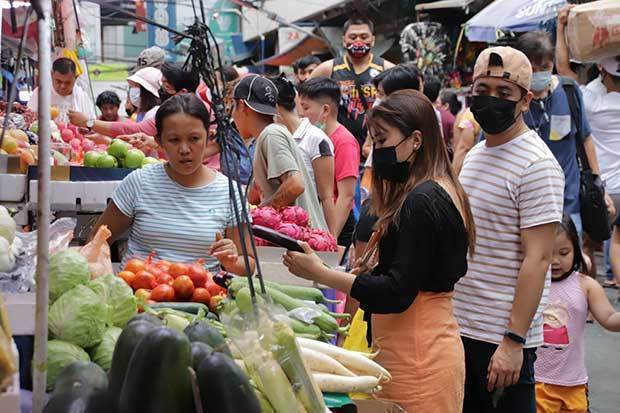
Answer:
[{"left": 90, "top": 94, "right": 254, "bottom": 275}]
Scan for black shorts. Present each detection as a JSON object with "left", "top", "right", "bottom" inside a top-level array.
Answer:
[{"left": 462, "top": 336, "right": 537, "bottom": 413}]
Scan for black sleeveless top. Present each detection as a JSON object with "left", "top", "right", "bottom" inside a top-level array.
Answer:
[{"left": 331, "top": 54, "right": 386, "bottom": 149}]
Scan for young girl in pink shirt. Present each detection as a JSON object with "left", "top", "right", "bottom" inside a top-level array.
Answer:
[{"left": 535, "top": 215, "right": 620, "bottom": 413}]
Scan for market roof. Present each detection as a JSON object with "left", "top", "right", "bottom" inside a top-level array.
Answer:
[{"left": 415, "top": 0, "right": 476, "bottom": 11}]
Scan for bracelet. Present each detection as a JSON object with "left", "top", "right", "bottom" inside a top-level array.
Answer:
[{"left": 504, "top": 330, "right": 526, "bottom": 345}]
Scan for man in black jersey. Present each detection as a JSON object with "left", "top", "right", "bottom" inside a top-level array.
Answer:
[{"left": 310, "top": 17, "right": 394, "bottom": 153}]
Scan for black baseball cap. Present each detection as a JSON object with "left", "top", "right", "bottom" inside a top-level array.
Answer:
[{"left": 233, "top": 74, "right": 278, "bottom": 116}]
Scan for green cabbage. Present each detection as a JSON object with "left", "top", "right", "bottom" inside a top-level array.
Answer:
[
  {"left": 90, "top": 326, "right": 122, "bottom": 371},
  {"left": 49, "top": 249, "right": 90, "bottom": 303},
  {"left": 88, "top": 275, "right": 137, "bottom": 327},
  {"left": 49, "top": 285, "right": 107, "bottom": 348},
  {"left": 46, "top": 339, "right": 90, "bottom": 391}
]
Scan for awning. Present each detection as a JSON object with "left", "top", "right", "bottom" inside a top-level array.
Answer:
[
  {"left": 258, "top": 32, "right": 329, "bottom": 67},
  {"left": 465, "top": 0, "right": 567, "bottom": 42},
  {"left": 415, "top": 0, "right": 475, "bottom": 11}
]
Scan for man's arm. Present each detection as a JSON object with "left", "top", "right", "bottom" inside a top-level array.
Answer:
[
  {"left": 309, "top": 60, "right": 334, "bottom": 79},
  {"left": 583, "top": 136, "right": 601, "bottom": 176},
  {"left": 555, "top": 5, "right": 578, "bottom": 81},
  {"left": 610, "top": 226, "right": 620, "bottom": 284},
  {"left": 334, "top": 177, "right": 356, "bottom": 237},
  {"left": 260, "top": 171, "right": 305, "bottom": 209},
  {"left": 312, "top": 156, "right": 338, "bottom": 236},
  {"left": 452, "top": 125, "right": 476, "bottom": 175},
  {"left": 362, "top": 134, "right": 372, "bottom": 160},
  {"left": 487, "top": 223, "right": 556, "bottom": 391}
]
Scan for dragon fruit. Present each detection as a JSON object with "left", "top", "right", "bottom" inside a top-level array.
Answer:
[
  {"left": 303, "top": 228, "right": 338, "bottom": 252},
  {"left": 254, "top": 237, "right": 269, "bottom": 247},
  {"left": 251, "top": 206, "right": 281, "bottom": 229},
  {"left": 276, "top": 222, "right": 304, "bottom": 240},
  {"left": 280, "top": 206, "right": 309, "bottom": 227}
]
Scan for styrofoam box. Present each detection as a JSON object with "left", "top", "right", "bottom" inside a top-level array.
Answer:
[
  {"left": 0, "top": 174, "right": 27, "bottom": 202},
  {"left": 3, "top": 293, "right": 35, "bottom": 335},
  {"left": 0, "top": 341, "right": 20, "bottom": 413},
  {"left": 1, "top": 203, "right": 27, "bottom": 226},
  {"left": 29, "top": 180, "right": 120, "bottom": 212},
  {"left": 255, "top": 246, "right": 344, "bottom": 288}
]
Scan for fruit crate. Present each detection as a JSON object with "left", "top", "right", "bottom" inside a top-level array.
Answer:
[
  {"left": 3, "top": 293, "right": 35, "bottom": 335},
  {"left": 28, "top": 180, "right": 120, "bottom": 212}
]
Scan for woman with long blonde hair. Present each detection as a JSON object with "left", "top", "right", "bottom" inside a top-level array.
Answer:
[{"left": 283, "top": 89, "right": 475, "bottom": 411}]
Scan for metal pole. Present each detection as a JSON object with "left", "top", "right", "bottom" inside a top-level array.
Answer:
[{"left": 32, "top": 0, "right": 52, "bottom": 411}]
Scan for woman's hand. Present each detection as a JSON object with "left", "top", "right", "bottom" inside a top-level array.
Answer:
[
  {"left": 209, "top": 232, "right": 238, "bottom": 269},
  {"left": 283, "top": 242, "right": 326, "bottom": 281}
]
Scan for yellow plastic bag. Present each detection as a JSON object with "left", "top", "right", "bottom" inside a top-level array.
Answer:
[{"left": 343, "top": 308, "right": 372, "bottom": 400}]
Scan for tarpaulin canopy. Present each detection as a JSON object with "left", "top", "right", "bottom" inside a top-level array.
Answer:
[{"left": 465, "top": 0, "right": 567, "bottom": 42}]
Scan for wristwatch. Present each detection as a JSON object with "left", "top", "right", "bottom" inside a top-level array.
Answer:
[
  {"left": 86, "top": 119, "right": 95, "bottom": 132},
  {"left": 504, "top": 330, "right": 526, "bottom": 345}
]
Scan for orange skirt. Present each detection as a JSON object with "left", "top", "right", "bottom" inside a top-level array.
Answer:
[{"left": 371, "top": 291, "right": 465, "bottom": 412}]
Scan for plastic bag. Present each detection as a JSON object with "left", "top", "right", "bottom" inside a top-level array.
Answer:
[
  {"left": 0, "top": 218, "right": 76, "bottom": 293},
  {"left": 80, "top": 225, "right": 113, "bottom": 279},
  {"left": 342, "top": 309, "right": 372, "bottom": 400}
]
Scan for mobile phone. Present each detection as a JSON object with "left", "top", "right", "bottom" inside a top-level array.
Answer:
[{"left": 252, "top": 225, "right": 304, "bottom": 252}]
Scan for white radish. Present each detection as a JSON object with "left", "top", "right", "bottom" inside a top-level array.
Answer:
[
  {"left": 312, "top": 373, "right": 381, "bottom": 393},
  {"left": 297, "top": 337, "right": 391, "bottom": 380},
  {"left": 234, "top": 359, "right": 247, "bottom": 374},
  {"left": 301, "top": 348, "right": 356, "bottom": 377}
]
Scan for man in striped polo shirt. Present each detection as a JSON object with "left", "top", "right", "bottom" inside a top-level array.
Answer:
[{"left": 454, "top": 47, "right": 564, "bottom": 412}]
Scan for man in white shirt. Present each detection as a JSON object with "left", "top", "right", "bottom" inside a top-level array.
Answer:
[{"left": 27, "top": 57, "right": 95, "bottom": 122}]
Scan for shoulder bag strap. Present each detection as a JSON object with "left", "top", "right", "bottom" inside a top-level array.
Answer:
[{"left": 561, "top": 77, "right": 591, "bottom": 172}]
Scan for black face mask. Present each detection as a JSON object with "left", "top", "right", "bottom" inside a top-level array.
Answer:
[
  {"left": 373, "top": 140, "right": 415, "bottom": 183},
  {"left": 158, "top": 87, "right": 174, "bottom": 103},
  {"left": 471, "top": 95, "right": 521, "bottom": 135}
]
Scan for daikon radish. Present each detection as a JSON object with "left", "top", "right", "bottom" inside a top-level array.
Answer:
[
  {"left": 297, "top": 337, "right": 391, "bottom": 380},
  {"left": 312, "top": 373, "right": 381, "bottom": 393},
  {"left": 301, "top": 348, "right": 355, "bottom": 377},
  {"left": 234, "top": 358, "right": 247, "bottom": 374}
]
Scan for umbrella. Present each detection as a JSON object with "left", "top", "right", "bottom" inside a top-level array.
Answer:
[{"left": 465, "top": 0, "right": 567, "bottom": 42}]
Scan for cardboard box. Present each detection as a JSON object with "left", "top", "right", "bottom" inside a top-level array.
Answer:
[
  {"left": 355, "top": 399, "right": 405, "bottom": 413},
  {"left": 567, "top": 0, "right": 620, "bottom": 62}
]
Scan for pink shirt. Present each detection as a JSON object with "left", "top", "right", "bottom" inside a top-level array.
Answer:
[
  {"left": 535, "top": 271, "right": 589, "bottom": 386},
  {"left": 329, "top": 125, "right": 360, "bottom": 201}
]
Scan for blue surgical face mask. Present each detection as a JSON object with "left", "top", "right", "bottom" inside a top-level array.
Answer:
[{"left": 531, "top": 71, "right": 553, "bottom": 92}]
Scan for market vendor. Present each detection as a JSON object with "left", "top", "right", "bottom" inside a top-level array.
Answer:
[
  {"left": 89, "top": 93, "right": 254, "bottom": 275},
  {"left": 27, "top": 57, "right": 95, "bottom": 122},
  {"left": 283, "top": 90, "right": 475, "bottom": 411}
]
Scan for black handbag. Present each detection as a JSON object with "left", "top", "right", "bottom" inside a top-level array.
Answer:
[{"left": 562, "top": 78, "right": 611, "bottom": 242}]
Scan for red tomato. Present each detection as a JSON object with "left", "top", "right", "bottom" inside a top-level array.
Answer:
[
  {"left": 191, "top": 288, "right": 211, "bottom": 305},
  {"left": 147, "top": 265, "right": 164, "bottom": 278},
  {"left": 118, "top": 271, "right": 136, "bottom": 288},
  {"left": 125, "top": 258, "right": 145, "bottom": 274},
  {"left": 169, "top": 263, "right": 189, "bottom": 278},
  {"left": 133, "top": 271, "right": 157, "bottom": 290},
  {"left": 134, "top": 288, "right": 151, "bottom": 301},
  {"left": 173, "top": 275, "right": 195, "bottom": 300},
  {"left": 187, "top": 262, "right": 208, "bottom": 288},
  {"left": 150, "top": 284, "right": 176, "bottom": 302},
  {"left": 157, "top": 259, "right": 172, "bottom": 272},
  {"left": 156, "top": 273, "right": 174, "bottom": 286},
  {"left": 205, "top": 279, "right": 226, "bottom": 297}
]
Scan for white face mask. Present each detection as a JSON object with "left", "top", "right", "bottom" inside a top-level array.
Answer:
[
  {"left": 372, "top": 98, "right": 382, "bottom": 108},
  {"left": 129, "top": 87, "right": 141, "bottom": 108}
]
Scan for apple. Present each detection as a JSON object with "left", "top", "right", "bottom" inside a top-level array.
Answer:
[
  {"left": 124, "top": 149, "right": 145, "bottom": 169},
  {"left": 82, "top": 139, "right": 95, "bottom": 152},
  {"left": 141, "top": 157, "right": 160, "bottom": 167},
  {"left": 61, "top": 129, "right": 75, "bottom": 143},
  {"left": 83, "top": 151, "right": 103, "bottom": 167},
  {"left": 107, "top": 139, "right": 130, "bottom": 159},
  {"left": 0, "top": 136, "right": 18, "bottom": 154},
  {"left": 96, "top": 154, "right": 118, "bottom": 168}
]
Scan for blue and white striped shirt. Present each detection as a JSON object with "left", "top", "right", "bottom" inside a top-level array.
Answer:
[{"left": 113, "top": 163, "right": 247, "bottom": 272}]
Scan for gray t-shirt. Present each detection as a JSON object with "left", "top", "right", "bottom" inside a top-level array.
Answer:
[{"left": 253, "top": 123, "right": 328, "bottom": 231}]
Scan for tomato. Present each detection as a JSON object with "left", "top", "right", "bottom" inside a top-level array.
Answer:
[
  {"left": 191, "top": 288, "right": 211, "bottom": 305},
  {"left": 187, "top": 262, "right": 208, "bottom": 288},
  {"left": 169, "top": 262, "right": 189, "bottom": 278},
  {"left": 157, "top": 259, "right": 172, "bottom": 272},
  {"left": 205, "top": 279, "right": 226, "bottom": 297},
  {"left": 118, "top": 271, "right": 136, "bottom": 288},
  {"left": 146, "top": 265, "right": 164, "bottom": 278},
  {"left": 150, "top": 284, "right": 176, "bottom": 302},
  {"left": 125, "top": 258, "right": 145, "bottom": 274},
  {"left": 156, "top": 273, "right": 174, "bottom": 286},
  {"left": 173, "top": 275, "right": 195, "bottom": 300},
  {"left": 208, "top": 294, "right": 226, "bottom": 312},
  {"left": 133, "top": 271, "right": 157, "bottom": 290},
  {"left": 134, "top": 288, "right": 151, "bottom": 301}
]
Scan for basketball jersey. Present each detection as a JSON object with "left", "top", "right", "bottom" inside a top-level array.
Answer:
[{"left": 331, "top": 54, "right": 385, "bottom": 148}]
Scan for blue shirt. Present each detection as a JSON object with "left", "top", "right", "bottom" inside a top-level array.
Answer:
[
  {"left": 113, "top": 163, "right": 247, "bottom": 271},
  {"left": 524, "top": 78, "right": 592, "bottom": 214},
  {"left": 219, "top": 126, "right": 255, "bottom": 186}
]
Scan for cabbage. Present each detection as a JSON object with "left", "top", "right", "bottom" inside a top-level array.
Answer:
[
  {"left": 0, "top": 206, "right": 16, "bottom": 244},
  {"left": 49, "top": 285, "right": 107, "bottom": 348},
  {"left": 87, "top": 275, "right": 137, "bottom": 328},
  {"left": 49, "top": 249, "right": 90, "bottom": 303},
  {"left": 89, "top": 326, "right": 122, "bottom": 371},
  {"left": 46, "top": 339, "right": 90, "bottom": 391}
]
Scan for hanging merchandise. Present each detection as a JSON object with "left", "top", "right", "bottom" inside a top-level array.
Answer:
[{"left": 400, "top": 22, "right": 451, "bottom": 78}]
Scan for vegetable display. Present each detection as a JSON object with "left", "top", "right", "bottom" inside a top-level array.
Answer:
[
  {"left": 46, "top": 340, "right": 91, "bottom": 391},
  {"left": 48, "top": 249, "right": 90, "bottom": 303}
]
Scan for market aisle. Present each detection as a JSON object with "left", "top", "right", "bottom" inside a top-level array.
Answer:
[{"left": 586, "top": 276, "right": 620, "bottom": 413}]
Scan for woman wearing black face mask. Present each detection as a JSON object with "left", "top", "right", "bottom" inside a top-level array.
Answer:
[{"left": 283, "top": 90, "right": 476, "bottom": 411}]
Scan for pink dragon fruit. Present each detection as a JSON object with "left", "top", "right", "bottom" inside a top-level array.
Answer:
[
  {"left": 251, "top": 206, "right": 281, "bottom": 229},
  {"left": 280, "top": 206, "right": 309, "bottom": 227},
  {"left": 276, "top": 222, "right": 304, "bottom": 240},
  {"left": 304, "top": 229, "right": 338, "bottom": 252}
]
